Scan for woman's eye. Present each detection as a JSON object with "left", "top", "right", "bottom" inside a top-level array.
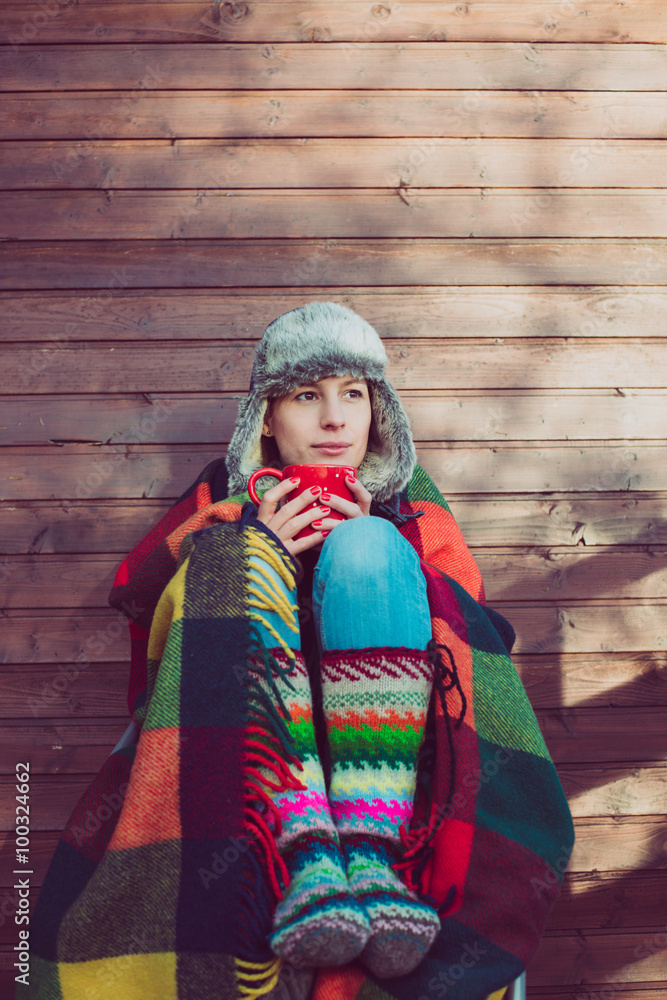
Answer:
[{"left": 295, "top": 391, "right": 316, "bottom": 401}]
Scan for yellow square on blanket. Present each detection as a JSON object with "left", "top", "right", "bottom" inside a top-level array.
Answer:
[{"left": 59, "top": 952, "right": 177, "bottom": 1000}]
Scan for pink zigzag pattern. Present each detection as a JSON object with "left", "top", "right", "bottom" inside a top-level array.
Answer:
[{"left": 332, "top": 798, "right": 411, "bottom": 827}]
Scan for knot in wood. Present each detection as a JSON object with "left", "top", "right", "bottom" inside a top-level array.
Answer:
[
  {"left": 372, "top": 4, "right": 391, "bottom": 18},
  {"left": 455, "top": 3, "right": 469, "bottom": 14},
  {"left": 221, "top": 2, "right": 248, "bottom": 21}
]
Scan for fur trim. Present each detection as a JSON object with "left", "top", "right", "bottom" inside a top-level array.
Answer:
[{"left": 226, "top": 302, "right": 417, "bottom": 502}]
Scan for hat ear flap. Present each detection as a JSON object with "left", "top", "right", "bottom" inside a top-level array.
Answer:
[{"left": 226, "top": 395, "right": 273, "bottom": 497}]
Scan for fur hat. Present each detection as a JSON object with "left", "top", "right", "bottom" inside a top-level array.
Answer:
[{"left": 225, "top": 301, "right": 417, "bottom": 501}]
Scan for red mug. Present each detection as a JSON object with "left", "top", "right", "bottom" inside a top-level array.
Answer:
[{"left": 247, "top": 464, "right": 357, "bottom": 539}]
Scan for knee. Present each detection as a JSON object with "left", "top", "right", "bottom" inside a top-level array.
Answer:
[{"left": 321, "top": 516, "right": 415, "bottom": 581}]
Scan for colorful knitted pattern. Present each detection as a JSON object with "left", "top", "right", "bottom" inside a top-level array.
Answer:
[
  {"left": 23, "top": 460, "right": 574, "bottom": 1000},
  {"left": 320, "top": 646, "right": 442, "bottom": 977},
  {"left": 248, "top": 641, "right": 370, "bottom": 967},
  {"left": 321, "top": 647, "right": 434, "bottom": 843},
  {"left": 343, "top": 835, "right": 441, "bottom": 979}
]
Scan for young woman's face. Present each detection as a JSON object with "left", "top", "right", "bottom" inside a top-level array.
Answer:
[{"left": 262, "top": 375, "right": 372, "bottom": 469}]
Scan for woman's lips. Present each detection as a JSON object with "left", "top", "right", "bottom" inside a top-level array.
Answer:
[{"left": 313, "top": 443, "right": 350, "bottom": 455}]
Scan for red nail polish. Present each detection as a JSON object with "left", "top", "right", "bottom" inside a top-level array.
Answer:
[
  {"left": 289, "top": 476, "right": 300, "bottom": 483},
  {"left": 320, "top": 492, "right": 331, "bottom": 501},
  {"left": 310, "top": 486, "right": 321, "bottom": 495},
  {"left": 319, "top": 506, "right": 330, "bottom": 515},
  {"left": 312, "top": 519, "right": 323, "bottom": 527},
  {"left": 320, "top": 530, "right": 330, "bottom": 538},
  {"left": 347, "top": 476, "right": 356, "bottom": 483}
]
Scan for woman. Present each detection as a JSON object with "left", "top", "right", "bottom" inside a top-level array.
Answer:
[
  {"left": 225, "top": 304, "right": 446, "bottom": 978},
  {"left": 25, "top": 303, "right": 573, "bottom": 1000}
]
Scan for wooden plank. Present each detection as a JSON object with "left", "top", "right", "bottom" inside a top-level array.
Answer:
[
  {"left": 518, "top": 653, "right": 667, "bottom": 710},
  {"left": 6, "top": 341, "right": 667, "bottom": 393},
  {"left": 0, "top": 776, "right": 94, "bottom": 831},
  {"left": 3, "top": 391, "right": 665, "bottom": 446},
  {"left": 2, "top": 495, "right": 666, "bottom": 555},
  {"left": 4, "top": 288, "right": 667, "bottom": 341},
  {"left": 562, "top": 766, "right": 667, "bottom": 817},
  {"left": 2, "top": 2, "right": 666, "bottom": 44},
  {"left": 504, "top": 602, "right": 667, "bottom": 656},
  {"left": 3, "top": 600, "right": 667, "bottom": 662},
  {"left": 0, "top": 500, "right": 169, "bottom": 555},
  {"left": 4, "top": 444, "right": 667, "bottom": 500},
  {"left": 529, "top": 931, "right": 667, "bottom": 986},
  {"left": 448, "top": 496, "right": 667, "bottom": 548},
  {"left": 0, "top": 556, "right": 133, "bottom": 610},
  {"left": 0, "top": 663, "right": 127, "bottom": 719},
  {"left": 0, "top": 611, "right": 131, "bottom": 667},
  {"left": 2, "top": 139, "right": 667, "bottom": 191},
  {"left": 545, "top": 871, "right": 667, "bottom": 931},
  {"left": 3, "top": 240, "right": 667, "bottom": 289},
  {"left": 2, "top": 548, "right": 667, "bottom": 609},
  {"left": 0, "top": 395, "right": 242, "bottom": 446},
  {"left": 0, "top": 722, "right": 125, "bottom": 774},
  {"left": 1, "top": 708, "right": 664, "bottom": 769},
  {"left": 419, "top": 445, "right": 667, "bottom": 495},
  {"left": 5, "top": 189, "right": 667, "bottom": 240},
  {"left": 3, "top": 91, "right": 667, "bottom": 141},
  {"left": 568, "top": 816, "right": 667, "bottom": 873},
  {"left": 535, "top": 708, "right": 667, "bottom": 765},
  {"left": 5, "top": 43, "right": 667, "bottom": 92}
]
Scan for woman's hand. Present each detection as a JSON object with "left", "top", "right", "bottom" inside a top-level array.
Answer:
[
  {"left": 326, "top": 474, "right": 372, "bottom": 519},
  {"left": 254, "top": 474, "right": 372, "bottom": 559},
  {"left": 255, "top": 478, "right": 341, "bottom": 558}
]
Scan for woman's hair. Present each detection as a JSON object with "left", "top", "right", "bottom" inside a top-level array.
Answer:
[{"left": 260, "top": 397, "right": 282, "bottom": 467}]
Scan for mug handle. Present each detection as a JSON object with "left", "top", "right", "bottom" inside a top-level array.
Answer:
[{"left": 247, "top": 467, "right": 284, "bottom": 505}]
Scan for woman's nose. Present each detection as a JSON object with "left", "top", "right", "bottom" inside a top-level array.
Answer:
[{"left": 321, "top": 400, "right": 344, "bottom": 426}]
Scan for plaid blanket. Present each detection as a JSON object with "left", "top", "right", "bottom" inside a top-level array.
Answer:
[{"left": 23, "top": 461, "right": 573, "bottom": 1000}]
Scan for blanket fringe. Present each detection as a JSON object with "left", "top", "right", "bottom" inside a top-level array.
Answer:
[
  {"left": 236, "top": 956, "right": 283, "bottom": 1000},
  {"left": 236, "top": 528, "right": 307, "bottom": 975},
  {"left": 393, "top": 639, "right": 467, "bottom": 897}
]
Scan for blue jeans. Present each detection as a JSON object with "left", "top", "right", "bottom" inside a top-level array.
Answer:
[{"left": 249, "top": 517, "right": 432, "bottom": 654}]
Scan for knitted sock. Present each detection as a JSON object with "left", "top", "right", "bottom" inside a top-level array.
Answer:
[
  {"left": 344, "top": 835, "right": 442, "bottom": 978},
  {"left": 248, "top": 636, "right": 370, "bottom": 967},
  {"left": 320, "top": 646, "right": 441, "bottom": 978},
  {"left": 270, "top": 831, "right": 370, "bottom": 967}
]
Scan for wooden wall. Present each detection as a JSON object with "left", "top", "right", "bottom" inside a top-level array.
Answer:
[{"left": 1, "top": 3, "right": 666, "bottom": 997}]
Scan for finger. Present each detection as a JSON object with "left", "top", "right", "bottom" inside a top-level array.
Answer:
[
  {"left": 288, "top": 531, "right": 327, "bottom": 556},
  {"left": 265, "top": 484, "right": 324, "bottom": 535},
  {"left": 318, "top": 493, "right": 363, "bottom": 519},
  {"left": 280, "top": 503, "right": 331, "bottom": 540},
  {"left": 256, "top": 476, "right": 300, "bottom": 523},
  {"left": 345, "top": 475, "right": 372, "bottom": 503},
  {"left": 345, "top": 474, "right": 372, "bottom": 514},
  {"left": 310, "top": 516, "right": 344, "bottom": 532}
]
